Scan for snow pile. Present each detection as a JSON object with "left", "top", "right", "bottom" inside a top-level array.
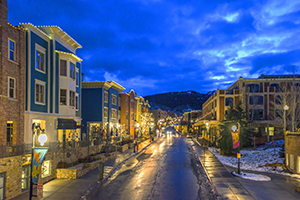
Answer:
[
  {"left": 232, "top": 171, "right": 271, "bottom": 181},
  {"left": 208, "top": 143, "right": 300, "bottom": 179}
]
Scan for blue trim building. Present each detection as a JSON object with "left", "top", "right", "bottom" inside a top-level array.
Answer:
[
  {"left": 21, "top": 23, "right": 82, "bottom": 145},
  {"left": 82, "top": 81, "right": 125, "bottom": 142}
]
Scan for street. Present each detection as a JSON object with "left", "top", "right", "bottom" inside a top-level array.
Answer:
[{"left": 90, "top": 137, "right": 200, "bottom": 200}]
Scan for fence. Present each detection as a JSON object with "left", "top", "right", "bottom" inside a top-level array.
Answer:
[{"left": 0, "top": 136, "right": 128, "bottom": 158}]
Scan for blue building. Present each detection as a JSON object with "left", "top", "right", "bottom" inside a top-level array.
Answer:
[
  {"left": 82, "top": 81, "right": 125, "bottom": 142},
  {"left": 21, "top": 23, "right": 82, "bottom": 145}
]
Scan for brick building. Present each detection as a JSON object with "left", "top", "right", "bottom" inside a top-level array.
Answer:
[{"left": 0, "top": 0, "right": 26, "bottom": 198}]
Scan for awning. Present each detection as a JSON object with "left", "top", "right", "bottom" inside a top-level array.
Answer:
[{"left": 57, "top": 118, "right": 77, "bottom": 129}]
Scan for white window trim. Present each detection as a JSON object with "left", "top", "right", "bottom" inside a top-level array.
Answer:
[
  {"left": 8, "top": 77, "right": 16, "bottom": 99},
  {"left": 8, "top": 38, "right": 16, "bottom": 61},
  {"left": 60, "top": 89, "right": 67, "bottom": 106},
  {"left": 75, "top": 94, "right": 79, "bottom": 111},
  {"left": 104, "top": 107, "right": 108, "bottom": 118},
  {"left": 35, "top": 44, "right": 46, "bottom": 74},
  {"left": 112, "top": 94, "right": 117, "bottom": 105},
  {"left": 104, "top": 91, "right": 109, "bottom": 103},
  {"left": 35, "top": 79, "right": 46, "bottom": 105},
  {"left": 111, "top": 108, "right": 117, "bottom": 119},
  {"left": 75, "top": 70, "right": 79, "bottom": 86},
  {"left": 59, "top": 59, "right": 67, "bottom": 77},
  {"left": 69, "top": 90, "right": 75, "bottom": 107}
]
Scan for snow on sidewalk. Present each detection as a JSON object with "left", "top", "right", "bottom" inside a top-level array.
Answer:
[{"left": 208, "top": 142, "right": 300, "bottom": 179}]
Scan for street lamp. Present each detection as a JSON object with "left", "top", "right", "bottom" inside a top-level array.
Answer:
[{"left": 29, "top": 123, "right": 48, "bottom": 200}]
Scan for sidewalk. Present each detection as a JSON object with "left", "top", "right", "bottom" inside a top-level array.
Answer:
[
  {"left": 12, "top": 138, "right": 156, "bottom": 200},
  {"left": 193, "top": 139, "right": 255, "bottom": 200}
]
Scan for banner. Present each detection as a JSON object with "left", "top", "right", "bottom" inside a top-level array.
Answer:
[
  {"left": 31, "top": 147, "right": 48, "bottom": 183},
  {"left": 231, "top": 132, "right": 240, "bottom": 149}
]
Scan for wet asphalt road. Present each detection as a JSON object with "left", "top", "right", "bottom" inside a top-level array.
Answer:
[{"left": 90, "top": 137, "right": 199, "bottom": 200}]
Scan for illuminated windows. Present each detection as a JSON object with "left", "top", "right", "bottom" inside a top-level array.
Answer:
[
  {"left": 60, "top": 89, "right": 67, "bottom": 105},
  {"left": 35, "top": 45, "right": 45, "bottom": 72}
]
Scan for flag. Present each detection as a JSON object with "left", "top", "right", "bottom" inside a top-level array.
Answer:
[
  {"left": 31, "top": 147, "right": 48, "bottom": 183},
  {"left": 231, "top": 132, "right": 240, "bottom": 149}
]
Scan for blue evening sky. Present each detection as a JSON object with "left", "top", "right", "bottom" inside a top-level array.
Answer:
[{"left": 7, "top": 0, "right": 300, "bottom": 96}]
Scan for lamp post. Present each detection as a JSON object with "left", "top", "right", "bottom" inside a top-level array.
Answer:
[
  {"left": 206, "top": 122, "right": 210, "bottom": 147},
  {"left": 284, "top": 105, "right": 289, "bottom": 135},
  {"left": 29, "top": 123, "right": 48, "bottom": 200}
]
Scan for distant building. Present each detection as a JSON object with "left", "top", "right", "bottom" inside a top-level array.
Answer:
[
  {"left": 81, "top": 81, "right": 125, "bottom": 142},
  {"left": 149, "top": 109, "right": 166, "bottom": 126},
  {"left": 181, "top": 110, "right": 202, "bottom": 134},
  {"left": 0, "top": 0, "right": 26, "bottom": 198}
]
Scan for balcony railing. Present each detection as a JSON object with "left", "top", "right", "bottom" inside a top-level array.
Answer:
[{"left": 0, "top": 136, "right": 127, "bottom": 158}]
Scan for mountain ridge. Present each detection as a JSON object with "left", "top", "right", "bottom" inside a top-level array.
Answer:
[{"left": 144, "top": 90, "right": 214, "bottom": 114}]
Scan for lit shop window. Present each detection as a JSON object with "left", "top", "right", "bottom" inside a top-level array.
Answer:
[{"left": 41, "top": 160, "right": 51, "bottom": 178}]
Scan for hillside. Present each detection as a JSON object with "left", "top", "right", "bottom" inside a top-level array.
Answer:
[{"left": 144, "top": 90, "right": 214, "bottom": 114}]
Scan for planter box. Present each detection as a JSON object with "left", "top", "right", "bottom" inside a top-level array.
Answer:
[{"left": 118, "top": 144, "right": 128, "bottom": 152}]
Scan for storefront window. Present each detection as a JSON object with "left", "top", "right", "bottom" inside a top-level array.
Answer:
[
  {"left": 290, "top": 154, "right": 294, "bottom": 170},
  {"left": 42, "top": 160, "right": 51, "bottom": 178},
  {"left": 0, "top": 172, "right": 4, "bottom": 200},
  {"left": 22, "top": 165, "right": 30, "bottom": 190}
]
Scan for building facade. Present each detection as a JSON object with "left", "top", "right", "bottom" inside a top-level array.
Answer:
[
  {"left": 121, "top": 90, "right": 137, "bottom": 137},
  {"left": 0, "top": 0, "right": 26, "bottom": 198},
  {"left": 196, "top": 75, "right": 300, "bottom": 144},
  {"left": 21, "top": 23, "right": 83, "bottom": 146},
  {"left": 81, "top": 81, "right": 124, "bottom": 143}
]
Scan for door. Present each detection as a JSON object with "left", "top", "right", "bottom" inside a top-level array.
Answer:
[
  {"left": 0, "top": 172, "right": 5, "bottom": 200},
  {"left": 22, "top": 165, "right": 30, "bottom": 191}
]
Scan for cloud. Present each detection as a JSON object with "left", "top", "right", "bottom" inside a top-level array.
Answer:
[{"left": 7, "top": 0, "right": 300, "bottom": 96}]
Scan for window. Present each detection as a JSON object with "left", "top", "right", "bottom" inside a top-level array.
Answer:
[
  {"left": 9, "top": 38, "right": 15, "bottom": 61},
  {"left": 35, "top": 83, "right": 45, "bottom": 104},
  {"left": 70, "top": 91, "right": 75, "bottom": 106},
  {"left": 60, "top": 89, "right": 67, "bottom": 105},
  {"left": 225, "top": 97, "right": 233, "bottom": 106},
  {"left": 126, "top": 98, "right": 128, "bottom": 108},
  {"left": 76, "top": 72, "right": 79, "bottom": 85},
  {"left": 112, "top": 109, "right": 117, "bottom": 119},
  {"left": 249, "top": 109, "right": 264, "bottom": 120},
  {"left": 60, "top": 60, "right": 67, "bottom": 76},
  {"left": 104, "top": 107, "right": 108, "bottom": 118},
  {"left": 104, "top": 91, "right": 108, "bottom": 103},
  {"left": 21, "top": 165, "right": 30, "bottom": 190},
  {"left": 118, "top": 96, "right": 121, "bottom": 107},
  {"left": 0, "top": 172, "right": 4, "bottom": 199},
  {"left": 36, "top": 49, "right": 45, "bottom": 72},
  {"left": 290, "top": 154, "right": 294, "bottom": 170},
  {"left": 298, "top": 156, "right": 300, "bottom": 173},
  {"left": 8, "top": 77, "right": 15, "bottom": 98},
  {"left": 249, "top": 95, "right": 263, "bottom": 105},
  {"left": 6, "top": 122, "right": 13, "bottom": 145},
  {"left": 41, "top": 160, "right": 51, "bottom": 178},
  {"left": 112, "top": 94, "right": 117, "bottom": 105},
  {"left": 131, "top": 113, "right": 134, "bottom": 120},
  {"left": 131, "top": 101, "right": 134, "bottom": 109},
  {"left": 70, "top": 62, "right": 75, "bottom": 79},
  {"left": 75, "top": 96, "right": 79, "bottom": 110},
  {"left": 286, "top": 153, "right": 289, "bottom": 166},
  {"left": 246, "top": 84, "right": 259, "bottom": 93},
  {"left": 126, "top": 111, "right": 128, "bottom": 120}
]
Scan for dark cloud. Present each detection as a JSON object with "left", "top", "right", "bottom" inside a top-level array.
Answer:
[{"left": 7, "top": 0, "right": 300, "bottom": 96}]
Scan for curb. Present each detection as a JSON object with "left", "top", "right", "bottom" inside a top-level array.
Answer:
[
  {"left": 83, "top": 137, "right": 159, "bottom": 200},
  {"left": 192, "top": 138, "right": 219, "bottom": 195}
]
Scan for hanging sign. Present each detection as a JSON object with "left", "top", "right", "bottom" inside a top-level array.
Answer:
[
  {"left": 231, "top": 131, "right": 240, "bottom": 149},
  {"left": 31, "top": 147, "right": 48, "bottom": 183}
]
